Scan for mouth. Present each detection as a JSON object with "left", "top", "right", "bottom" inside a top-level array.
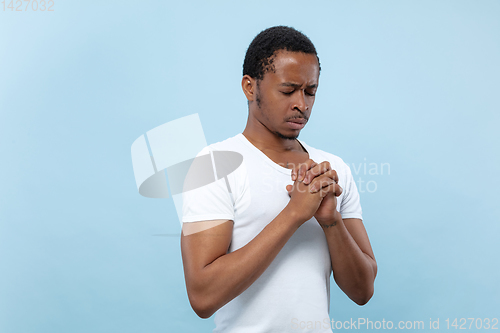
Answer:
[{"left": 286, "top": 117, "right": 307, "bottom": 130}]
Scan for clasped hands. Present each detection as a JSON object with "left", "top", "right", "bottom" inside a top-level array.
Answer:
[{"left": 285, "top": 159, "right": 343, "bottom": 226}]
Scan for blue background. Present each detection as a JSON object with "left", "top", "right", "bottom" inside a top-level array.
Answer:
[{"left": 1, "top": 1, "right": 499, "bottom": 332}]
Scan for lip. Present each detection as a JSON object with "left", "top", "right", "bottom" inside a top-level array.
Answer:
[{"left": 286, "top": 118, "right": 307, "bottom": 130}]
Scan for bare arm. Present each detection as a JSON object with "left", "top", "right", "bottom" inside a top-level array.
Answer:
[
  {"left": 181, "top": 180, "right": 325, "bottom": 318},
  {"left": 321, "top": 218, "right": 377, "bottom": 305},
  {"left": 292, "top": 160, "right": 377, "bottom": 305}
]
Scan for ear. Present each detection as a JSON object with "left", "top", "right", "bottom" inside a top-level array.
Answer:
[{"left": 241, "top": 75, "right": 256, "bottom": 102}]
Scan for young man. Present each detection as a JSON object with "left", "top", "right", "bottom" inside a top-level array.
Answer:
[{"left": 181, "top": 26, "right": 377, "bottom": 332}]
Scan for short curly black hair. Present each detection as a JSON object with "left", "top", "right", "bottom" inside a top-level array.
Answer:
[{"left": 243, "top": 26, "right": 320, "bottom": 81}]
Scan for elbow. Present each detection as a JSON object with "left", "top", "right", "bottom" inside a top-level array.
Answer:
[
  {"left": 337, "top": 272, "right": 376, "bottom": 306},
  {"left": 193, "top": 307, "right": 215, "bottom": 320},
  {"left": 351, "top": 286, "right": 374, "bottom": 306},
  {"left": 185, "top": 270, "right": 222, "bottom": 318},
  {"left": 353, "top": 294, "right": 373, "bottom": 306},
  {"left": 352, "top": 260, "right": 377, "bottom": 306},
  {"left": 188, "top": 292, "right": 217, "bottom": 319}
]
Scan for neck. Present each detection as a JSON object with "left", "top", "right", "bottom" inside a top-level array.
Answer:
[{"left": 242, "top": 117, "right": 303, "bottom": 153}]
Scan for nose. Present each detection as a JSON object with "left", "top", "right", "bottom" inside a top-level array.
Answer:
[{"left": 292, "top": 90, "right": 308, "bottom": 113}]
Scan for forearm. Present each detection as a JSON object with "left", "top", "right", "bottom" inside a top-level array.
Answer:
[
  {"left": 321, "top": 219, "right": 377, "bottom": 305},
  {"left": 184, "top": 206, "right": 303, "bottom": 318}
]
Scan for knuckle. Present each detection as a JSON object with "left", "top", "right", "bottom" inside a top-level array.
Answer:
[{"left": 328, "top": 169, "right": 338, "bottom": 181}]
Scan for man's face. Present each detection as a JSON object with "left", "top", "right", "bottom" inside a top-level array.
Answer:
[{"left": 253, "top": 50, "right": 320, "bottom": 140}]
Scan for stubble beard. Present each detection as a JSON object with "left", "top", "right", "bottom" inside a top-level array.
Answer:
[
  {"left": 255, "top": 86, "right": 299, "bottom": 141},
  {"left": 274, "top": 130, "right": 299, "bottom": 140}
]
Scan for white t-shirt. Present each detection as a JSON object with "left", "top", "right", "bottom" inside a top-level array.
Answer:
[{"left": 183, "top": 133, "right": 362, "bottom": 333}]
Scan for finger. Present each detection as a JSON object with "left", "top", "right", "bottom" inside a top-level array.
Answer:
[
  {"left": 292, "top": 159, "right": 317, "bottom": 182},
  {"left": 299, "top": 159, "right": 317, "bottom": 182},
  {"left": 318, "top": 183, "right": 336, "bottom": 198},
  {"left": 309, "top": 175, "right": 335, "bottom": 193},
  {"left": 332, "top": 169, "right": 339, "bottom": 184},
  {"left": 323, "top": 169, "right": 339, "bottom": 184},
  {"left": 335, "top": 184, "right": 343, "bottom": 197},
  {"left": 308, "top": 168, "right": 339, "bottom": 186},
  {"left": 303, "top": 161, "right": 332, "bottom": 185}
]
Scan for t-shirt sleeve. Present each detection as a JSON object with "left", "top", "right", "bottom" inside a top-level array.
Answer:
[
  {"left": 339, "top": 162, "right": 363, "bottom": 220},
  {"left": 182, "top": 148, "right": 235, "bottom": 223}
]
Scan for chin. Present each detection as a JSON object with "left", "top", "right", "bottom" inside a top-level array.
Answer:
[{"left": 275, "top": 130, "right": 299, "bottom": 140}]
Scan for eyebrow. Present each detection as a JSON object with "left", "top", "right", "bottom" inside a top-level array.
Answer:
[{"left": 280, "top": 82, "right": 318, "bottom": 89}]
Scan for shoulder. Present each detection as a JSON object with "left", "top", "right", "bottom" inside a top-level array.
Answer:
[
  {"left": 196, "top": 134, "right": 250, "bottom": 184},
  {"left": 198, "top": 134, "right": 246, "bottom": 155}
]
